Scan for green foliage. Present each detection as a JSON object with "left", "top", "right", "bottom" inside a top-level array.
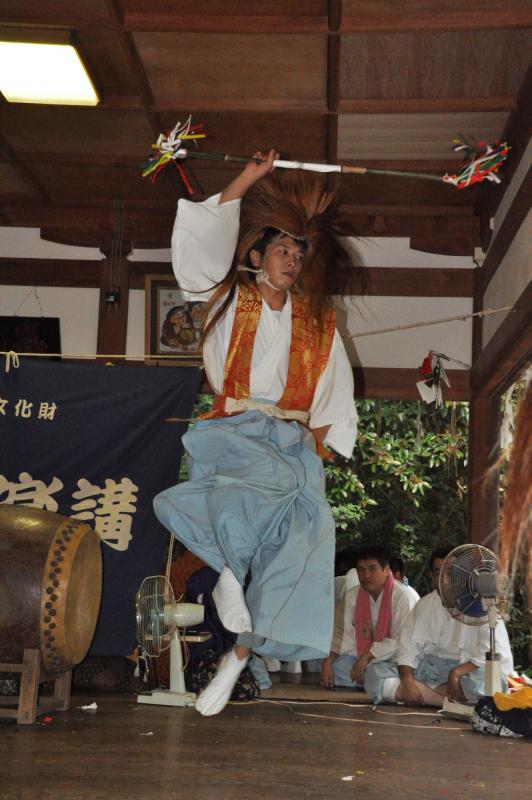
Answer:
[
  {"left": 178, "top": 393, "right": 214, "bottom": 482},
  {"left": 505, "top": 588, "right": 532, "bottom": 671},
  {"left": 325, "top": 400, "right": 469, "bottom": 590}
]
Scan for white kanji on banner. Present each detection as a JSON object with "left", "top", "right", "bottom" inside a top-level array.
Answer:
[
  {"left": 38, "top": 402, "right": 58, "bottom": 420},
  {"left": 0, "top": 471, "right": 64, "bottom": 510},
  {"left": 71, "top": 477, "right": 139, "bottom": 551}
]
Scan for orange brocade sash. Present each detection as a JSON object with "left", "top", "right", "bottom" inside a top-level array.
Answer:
[{"left": 203, "top": 283, "right": 336, "bottom": 452}]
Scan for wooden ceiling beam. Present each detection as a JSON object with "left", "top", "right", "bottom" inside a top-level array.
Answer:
[
  {"left": 0, "top": 258, "right": 103, "bottom": 287},
  {"left": 0, "top": 217, "right": 478, "bottom": 256},
  {"left": 471, "top": 279, "right": 532, "bottom": 397},
  {"left": 0, "top": 134, "right": 49, "bottom": 204},
  {"left": 365, "top": 266, "right": 474, "bottom": 297},
  {"left": 104, "top": 0, "right": 154, "bottom": 111},
  {"left": 329, "top": 0, "right": 343, "bottom": 32},
  {"left": 9, "top": 152, "right": 478, "bottom": 177},
  {"left": 0, "top": 257, "right": 474, "bottom": 298},
  {"left": 342, "top": 204, "right": 475, "bottom": 217},
  {"left": 341, "top": 205, "right": 480, "bottom": 255},
  {"left": 475, "top": 62, "right": 532, "bottom": 251},
  {"left": 340, "top": 1, "right": 532, "bottom": 33},
  {"left": 338, "top": 98, "right": 517, "bottom": 114},
  {"left": 478, "top": 164, "right": 532, "bottom": 295},
  {"left": 122, "top": 14, "right": 328, "bottom": 34},
  {"left": 353, "top": 367, "right": 470, "bottom": 401},
  {"left": 151, "top": 97, "right": 515, "bottom": 114},
  {"left": 150, "top": 98, "right": 329, "bottom": 113},
  {"left": 129, "top": 263, "right": 474, "bottom": 295}
]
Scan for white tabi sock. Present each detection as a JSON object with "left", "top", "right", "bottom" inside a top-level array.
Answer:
[
  {"left": 195, "top": 649, "right": 249, "bottom": 716},
  {"left": 382, "top": 677, "right": 401, "bottom": 703},
  {"left": 212, "top": 566, "right": 252, "bottom": 633},
  {"left": 263, "top": 657, "right": 281, "bottom": 672}
]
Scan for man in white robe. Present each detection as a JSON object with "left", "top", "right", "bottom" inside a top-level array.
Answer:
[
  {"left": 320, "top": 546, "right": 418, "bottom": 688},
  {"left": 389, "top": 555, "right": 420, "bottom": 603},
  {"left": 364, "top": 546, "right": 514, "bottom": 705}
]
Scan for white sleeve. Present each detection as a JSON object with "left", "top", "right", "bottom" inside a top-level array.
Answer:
[
  {"left": 465, "top": 619, "right": 514, "bottom": 676},
  {"left": 171, "top": 193, "right": 241, "bottom": 301},
  {"left": 330, "top": 587, "right": 357, "bottom": 657},
  {"left": 370, "top": 585, "right": 418, "bottom": 663},
  {"left": 396, "top": 602, "right": 424, "bottom": 670},
  {"left": 310, "top": 331, "right": 358, "bottom": 459}
]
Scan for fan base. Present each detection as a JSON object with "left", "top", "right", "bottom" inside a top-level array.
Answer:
[
  {"left": 137, "top": 689, "right": 197, "bottom": 707},
  {"left": 441, "top": 698, "right": 474, "bottom": 720}
]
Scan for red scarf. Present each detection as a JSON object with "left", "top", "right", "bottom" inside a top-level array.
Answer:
[{"left": 354, "top": 571, "right": 395, "bottom": 656}]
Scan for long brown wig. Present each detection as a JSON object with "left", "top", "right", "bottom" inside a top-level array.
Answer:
[
  {"left": 499, "top": 381, "right": 532, "bottom": 603},
  {"left": 203, "top": 170, "right": 367, "bottom": 341}
]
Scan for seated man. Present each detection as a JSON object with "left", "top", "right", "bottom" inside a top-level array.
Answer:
[
  {"left": 320, "top": 546, "right": 418, "bottom": 689},
  {"left": 334, "top": 545, "right": 360, "bottom": 602},
  {"left": 364, "top": 546, "right": 514, "bottom": 706},
  {"left": 389, "top": 555, "right": 420, "bottom": 603}
]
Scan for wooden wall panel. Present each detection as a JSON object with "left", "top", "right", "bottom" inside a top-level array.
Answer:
[
  {"left": 341, "top": 0, "right": 532, "bottom": 31},
  {"left": 157, "top": 111, "right": 330, "bottom": 163},
  {"left": 339, "top": 30, "right": 532, "bottom": 100},
  {"left": 337, "top": 111, "right": 509, "bottom": 160},
  {"left": 123, "top": 0, "right": 328, "bottom": 31},
  {"left": 0, "top": 0, "right": 112, "bottom": 26},
  {"left": 133, "top": 33, "right": 328, "bottom": 109},
  {"left": 0, "top": 107, "right": 154, "bottom": 157},
  {"left": 354, "top": 367, "right": 470, "bottom": 400}
]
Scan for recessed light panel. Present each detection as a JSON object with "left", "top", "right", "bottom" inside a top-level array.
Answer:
[{"left": 0, "top": 42, "right": 99, "bottom": 106}]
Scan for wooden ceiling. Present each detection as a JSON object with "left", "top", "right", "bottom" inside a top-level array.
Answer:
[{"left": 0, "top": 1, "right": 531, "bottom": 255}]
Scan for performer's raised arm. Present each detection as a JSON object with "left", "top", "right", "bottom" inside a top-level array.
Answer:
[
  {"left": 171, "top": 151, "right": 278, "bottom": 301},
  {"left": 219, "top": 149, "right": 278, "bottom": 204}
]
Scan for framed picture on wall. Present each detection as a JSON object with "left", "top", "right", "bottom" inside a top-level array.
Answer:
[
  {"left": 144, "top": 274, "right": 205, "bottom": 366},
  {"left": 0, "top": 316, "right": 61, "bottom": 360}
]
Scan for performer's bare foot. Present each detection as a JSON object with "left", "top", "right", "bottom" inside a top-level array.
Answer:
[
  {"left": 195, "top": 646, "right": 249, "bottom": 716},
  {"left": 212, "top": 566, "right": 252, "bottom": 633}
]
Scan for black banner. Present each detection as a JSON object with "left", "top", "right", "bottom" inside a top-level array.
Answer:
[{"left": 0, "top": 358, "right": 201, "bottom": 655}]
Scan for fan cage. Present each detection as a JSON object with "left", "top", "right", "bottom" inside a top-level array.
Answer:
[
  {"left": 439, "top": 544, "right": 498, "bottom": 626},
  {"left": 136, "top": 575, "right": 177, "bottom": 656}
]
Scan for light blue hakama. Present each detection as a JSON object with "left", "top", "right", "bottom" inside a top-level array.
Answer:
[
  {"left": 364, "top": 655, "right": 490, "bottom": 704},
  {"left": 153, "top": 411, "right": 335, "bottom": 661}
]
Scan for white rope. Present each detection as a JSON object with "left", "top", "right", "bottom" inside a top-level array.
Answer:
[
  {"left": 240, "top": 698, "right": 464, "bottom": 730},
  {"left": 0, "top": 351, "right": 196, "bottom": 362},
  {"left": 343, "top": 305, "right": 513, "bottom": 339},
  {"left": 0, "top": 304, "right": 513, "bottom": 365},
  {"left": 4, "top": 351, "right": 20, "bottom": 373}
]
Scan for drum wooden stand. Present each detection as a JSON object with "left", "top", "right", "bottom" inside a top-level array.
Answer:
[
  {"left": 0, "top": 504, "right": 103, "bottom": 725},
  {"left": 0, "top": 649, "right": 72, "bottom": 724}
]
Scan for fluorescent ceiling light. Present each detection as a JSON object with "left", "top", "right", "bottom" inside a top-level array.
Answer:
[{"left": 0, "top": 42, "right": 99, "bottom": 106}]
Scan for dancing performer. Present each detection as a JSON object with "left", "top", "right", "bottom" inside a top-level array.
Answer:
[{"left": 154, "top": 150, "right": 365, "bottom": 715}]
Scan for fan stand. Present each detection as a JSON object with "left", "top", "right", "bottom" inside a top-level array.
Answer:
[
  {"left": 0, "top": 649, "right": 71, "bottom": 724},
  {"left": 137, "top": 632, "right": 197, "bottom": 708},
  {"left": 442, "top": 603, "right": 502, "bottom": 720}
]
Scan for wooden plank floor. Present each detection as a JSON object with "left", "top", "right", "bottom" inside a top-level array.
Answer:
[{"left": 0, "top": 684, "right": 530, "bottom": 800}]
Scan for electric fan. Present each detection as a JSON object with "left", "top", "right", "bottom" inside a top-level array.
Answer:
[
  {"left": 439, "top": 543, "right": 510, "bottom": 717},
  {"left": 136, "top": 574, "right": 206, "bottom": 707}
]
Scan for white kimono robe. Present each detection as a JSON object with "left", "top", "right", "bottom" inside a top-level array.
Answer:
[
  {"left": 331, "top": 581, "right": 419, "bottom": 663},
  {"left": 397, "top": 589, "right": 513, "bottom": 675},
  {"left": 171, "top": 193, "right": 358, "bottom": 458}
]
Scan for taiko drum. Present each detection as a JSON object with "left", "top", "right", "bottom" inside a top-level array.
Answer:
[{"left": 0, "top": 504, "right": 103, "bottom": 673}]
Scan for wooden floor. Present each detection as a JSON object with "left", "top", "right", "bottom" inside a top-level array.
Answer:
[{"left": 1, "top": 676, "right": 530, "bottom": 800}]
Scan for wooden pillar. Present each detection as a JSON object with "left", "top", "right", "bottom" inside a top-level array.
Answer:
[
  {"left": 468, "top": 394, "right": 501, "bottom": 546},
  {"left": 97, "top": 248, "right": 131, "bottom": 361}
]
